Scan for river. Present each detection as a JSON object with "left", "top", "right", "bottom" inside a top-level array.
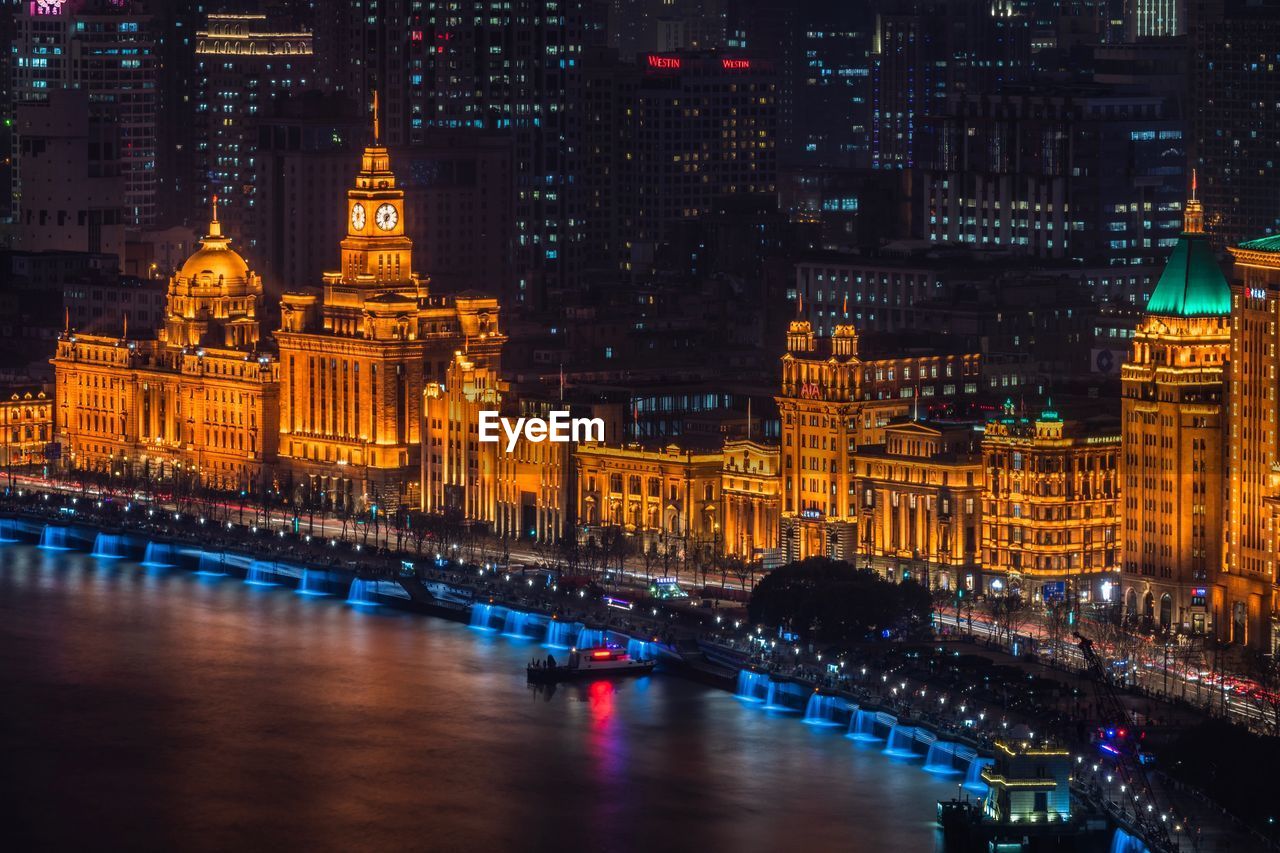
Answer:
[{"left": 0, "top": 540, "right": 956, "bottom": 852}]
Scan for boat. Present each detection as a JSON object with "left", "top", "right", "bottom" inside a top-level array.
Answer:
[{"left": 526, "top": 645, "right": 656, "bottom": 683}]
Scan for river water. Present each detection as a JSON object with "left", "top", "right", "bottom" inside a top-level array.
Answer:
[{"left": 0, "top": 541, "right": 956, "bottom": 852}]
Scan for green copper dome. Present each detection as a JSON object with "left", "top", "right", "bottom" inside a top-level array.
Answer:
[{"left": 1145, "top": 231, "right": 1231, "bottom": 317}]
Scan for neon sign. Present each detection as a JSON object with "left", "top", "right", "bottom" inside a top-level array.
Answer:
[
  {"left": 646, "top": 55, "right": 681, "bottom": 70},
  {"left": 721, "top": 59, "right": 750, "bottom": 69},
  {"left": 799, "top": 381, "right": 822, "bottom": 400},
  {"left": 33, "top": 0, "right": 66, "bottom": 14},
  {"left": 1249, "top": 287, "right": 1267, "bottom": 300}
]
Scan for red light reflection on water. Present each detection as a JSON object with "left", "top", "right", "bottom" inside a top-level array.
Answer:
[{"left": 587, "top": 679, "right": 614, "bottom": 725}]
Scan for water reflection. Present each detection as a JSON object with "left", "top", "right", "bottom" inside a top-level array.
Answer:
[{"left": 0, "top": 542, "right": 955, "bottom": 851}]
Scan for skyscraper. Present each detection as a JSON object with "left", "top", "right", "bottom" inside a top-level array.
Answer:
[
  {"left": 11, "top": 0, "right": 156, "bottom": 227},
  {"left": 193, "top": 13, "right": 315, "bottom": 253},
  {"left": 1120, "top": 189, "right": 1230, "bottom": 636},
  {"left": 1190, "top": 0, "right": 1280, "bottom": 249}
]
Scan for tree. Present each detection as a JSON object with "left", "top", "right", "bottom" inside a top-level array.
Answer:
[{"left": 747, "top": 556, "right": 932, "bottom": 645}]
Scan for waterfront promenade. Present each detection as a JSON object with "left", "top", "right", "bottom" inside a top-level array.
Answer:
[{"left": 0, "top": 486, "right": 1272, "bottom": 853}]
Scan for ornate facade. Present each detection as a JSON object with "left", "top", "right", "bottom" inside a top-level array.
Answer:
[
  {"left": 0, "top": 388, "right": 52, "bottom": 472},
  {"left": 51, "top": 207, "right": 280, "bottom": 491},
  {"left": 421, "top": 353, "right": 570, "bottom": 543},
  {"left": 1120, "top": 192, "right": 1230, "bottom": 636},
  {"left": 275, "top": 127, "right": 503, "bottom": 509},
  {"left": 1226, "top": 230, "right": 1280, "bottom": 649},
  {"left": 983, "top": 406, "right": 1121, "bottom": 607},
  {"left": 855, "top": 419, "right": 983, "bottom": 590},
  {"left": 776, "top": 319, "right": 983, "bottom": 562},
  {"left": 575, "top": 443, "right": 723, "bottom": 555},
  {"left": 720, "top": 439, "right": 781, "bottom": 560}
]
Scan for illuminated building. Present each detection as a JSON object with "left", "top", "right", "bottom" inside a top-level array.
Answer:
[
  {"left": 1120, "top": 188, "right": 1229, "bottom": 636},
  {"left": 720, "top": 438, "right": 780, "bottom": 559},
  {"left": 11, "top": 0, "right": 157, "bottom": 227},
  {"left": 253, "top": 108, "right": 515, "bottom": 305},
  {"left": 871, "top": 1, "right": 1029, "bottom": 172},
  {"left": 1225, "top": 229, "right": 1280, "bottom": 649},
  {"left": 1127, "top": 0, "right": 1183, "bottom": 38},
  {"left": 982, "top": 404, "right": 1121, "bottom": 606},
  {"left": 981, "top": 740, "right": 1072, "bottom": 825},
  {"left": 51, "top": 204, "right": 280, "bottom": 490},
  {"left": 854, "top": 419, "right": 982, "bottom": 590},
  {"left": 575, "top": 443, "right": 723, "bottom": 553},
  {"left": 411, "top": 0, "right": 585, "bottom": 308},
  {"left": 776, "top": 320, "right": 983, "bottom": 561},
  {"left": 0, "top": 387, "right": 52, "bottom": 473},
  {"left": 276, "top": 118, "right": 503, "bottom": 510},
  {"left": 633, "top": 52, "right": 777, "bottom": 266},
  {"left": 923, "top": 90, "right": 1185, "bottom": 266},
  {"left": 194, "top": 13, "right": 314, "bottom": 248},
  {"left": 421, "top": 352, "right": 570, "bottom": 543}
]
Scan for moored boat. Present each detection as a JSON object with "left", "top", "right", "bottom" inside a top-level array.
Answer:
[{"left": 527, "top": 645, "right": 656, "bottom": 683}]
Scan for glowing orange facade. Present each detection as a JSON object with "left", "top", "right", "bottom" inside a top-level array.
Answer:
[
  {"left": 275, "top": 135, "right": 502, "bottom": 509},
  {"left": 1120, "top": 195, "right": 1230, "bottom": 636},
  {"left": 575, "top": 444, "right": 723, "bottom": 553},
  {"left": 0, "top": 388, "right": 52, "bottom": 471},
  {"left": 720, "top": 439, "right": 781, "bottom": 559},
  {"left": 1225, "top": 231, "right": 1280, "bottom": 649},
  {"left": 776, "top": 320, "right": 983, "bottom": 562},
  {"left": 855, "top": 419, "right": 983, "bottom": 590},
  {"left": 982, "top": 408, "right": 1120, "bottom": 606},
  {"left": 421, "top": 353, "right": 570, "bottom": 542},
  {"left": 51, "top": 211, "right": 280, "bottom": 490}
]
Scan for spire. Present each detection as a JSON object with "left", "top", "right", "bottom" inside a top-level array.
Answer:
[
  {"left": 208, "top": 194, "right": 222, "bottom": 238},
  {"left": 1146, "top": 170, "right": 1229, "bottom": 317},
  {"left": 1184, "top": 169, "right": 1203, "bottom": 234},
  {"left": 372, "top": 90, "right": 381, "bottom": 145}
]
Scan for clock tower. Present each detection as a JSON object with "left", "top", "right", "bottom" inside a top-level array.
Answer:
[
  {"left": 275, "top": 92, "right": 505, "bottom": 510},
  {"left": 337, "top": 93, "right": 414, "bottom": 291}
]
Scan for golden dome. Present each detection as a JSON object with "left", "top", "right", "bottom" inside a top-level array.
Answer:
[{"left": 176, "top": 202, "right": 252, "bottom": 291}]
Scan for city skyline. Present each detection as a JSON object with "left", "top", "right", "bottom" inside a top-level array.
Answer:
[{"left": 4, "top": 2, "right": 1280, "bottom": 852}]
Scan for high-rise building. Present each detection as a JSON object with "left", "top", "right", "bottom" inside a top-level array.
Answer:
[
  {"left": 194, "top": 13, "right": 315, "bottom": 253},
  {"left": 275, "top": 124, "right": 503, "bottom": 508},
  {"left": 1125, "top": 0, "right": 1184, "bottom": 37},
  {"left": 1224, "top": 227, "right": 1280, "bottom": 649},
  {"left": 982, "top": 404, "right": 1121, "bottom": 607},
  {"left": 871, "top": 0, "right": 1030, "bottom": 171},
  {"left": 11, "top": 0, "right": 157, "bottom": 227},
  {"left": 1190, "top": 0, "right": 1280, "bottom": 248},
  {"left": 922, "top": 89, "right": 1186, "bottom": 266},
  {"left": 631, "top": 52, "right": 778, "bottom": 270},
  {"left": 51, "top": 203, "right": 280, "bottom": 490},
  {"left": 14, "top": 90, "right": 125, "bottom": 258},
  {"left": 1119, "top": 189, "right": 1230, "bottom": 636},
  {"left": 0, "top": 0, "right": 21, "bottom": 225},
  {"left": 417, "top": 0, "right": 585, "bottom": 308}
]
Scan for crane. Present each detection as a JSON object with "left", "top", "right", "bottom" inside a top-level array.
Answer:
[{"left": 1073, "top": 630, "right": 1179, "bottom": 851}]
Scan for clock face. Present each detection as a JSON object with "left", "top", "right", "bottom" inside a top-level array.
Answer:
[
  {"left": 350, "top": 203, "right": 366, "bottom": 230},
  {"left": 375, "top": 203, "right": 399, "bottom": 231}
]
